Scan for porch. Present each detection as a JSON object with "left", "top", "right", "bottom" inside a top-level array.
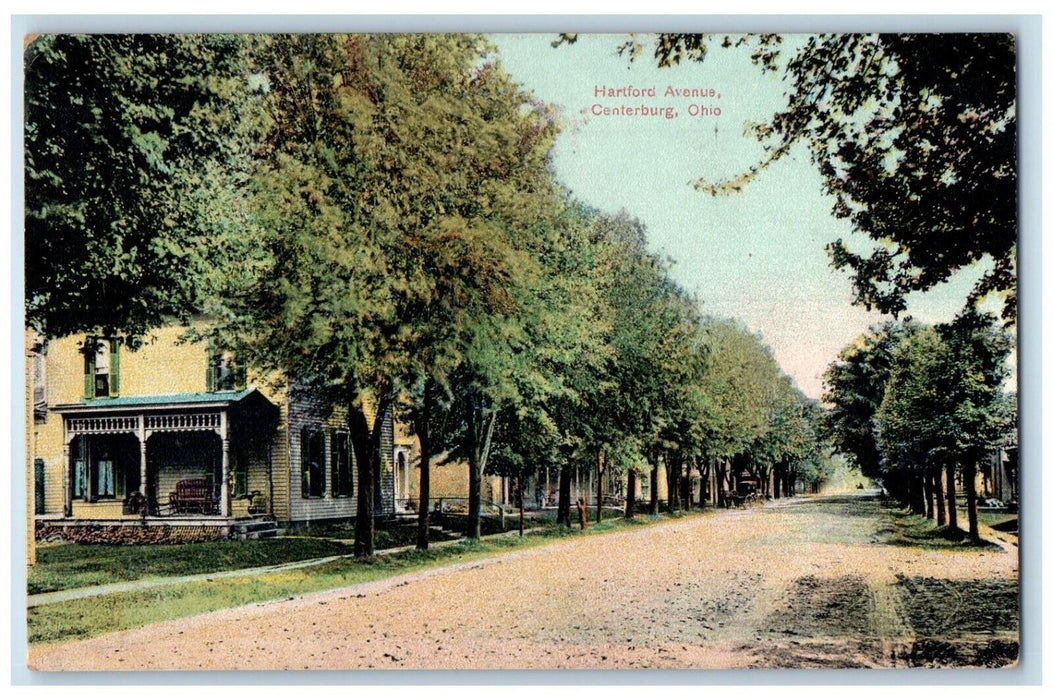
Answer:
[{"left": 54, "top": 389, "right": 279, "bottom": 522}]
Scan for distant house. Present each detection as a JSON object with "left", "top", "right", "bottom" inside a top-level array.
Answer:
[
  {"left": 982, "top": 430, "right": 1019, "bottom": 507},
  {"left": 28, "top": 325, "right": 409, "bottom": 541}
]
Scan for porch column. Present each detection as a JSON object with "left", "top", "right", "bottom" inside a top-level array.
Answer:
[
  {"left": 63, "top": 438, "right": 72, "bottom": 517},
  {"left": 138, "top": 415, "right": 147, "bottom": 497},
  {"left": 219, "top": 412, "right": 230, "bottom": 517}
]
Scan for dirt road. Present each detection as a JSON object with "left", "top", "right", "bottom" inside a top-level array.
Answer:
[{"left": 28, "top": 492, "right": 1019, "bottom": 670}]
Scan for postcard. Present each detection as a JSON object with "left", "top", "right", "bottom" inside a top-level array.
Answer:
[{"left": 22, "top": 28, "right": 1021, "bottom": 672}]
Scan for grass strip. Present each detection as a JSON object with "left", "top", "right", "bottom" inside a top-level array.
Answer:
[
  {"left": 28, "top": 510, "right": 693, "bottom": 645},
  {"left": 878, "top": 508, "right": 1002, "bottom": 551},
  {"left": 29, "top": 538, "right": 353, "bottom": 595}
]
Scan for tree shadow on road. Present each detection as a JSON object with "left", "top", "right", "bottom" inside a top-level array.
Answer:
[{"left": 876, "top": 510, "right": 1002, "bottom": 551}]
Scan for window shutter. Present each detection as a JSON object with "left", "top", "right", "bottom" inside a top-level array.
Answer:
[
  {"left": 330, "top": 433, "right": 337, "bottom": 497},
  {"left": 300, "top": 428, "right": 310, "bottom": 498},
  {"left": 83, "top": 337, "right": 96, "bottom": 399},
  {"left": 108, "top": 339, "right": 120, "bottom": 396},
  {"left": 205, "top": 338, "right": 216, "bottom": 392}
]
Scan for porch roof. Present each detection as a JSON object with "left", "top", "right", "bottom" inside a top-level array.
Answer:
[{"left": 54, "top": 388, "right": 273, "bottom": 414}]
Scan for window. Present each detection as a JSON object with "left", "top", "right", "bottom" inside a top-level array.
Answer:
[
  {"left": 72, "top": 438, "right": 87, "bottom": 498},
  {"left": 300, "top": 428, "right": 325, "bottom": 498},
  {"left": 71, "top": 437, "right": 136, "bottom": 502},
  {"left": 207, "top": 341, "right": 246, "bottom": 392},
  {"left": 32, "top": 352, "right": 47, "bottom": 419},
  {"left": 95, "top": 459, "right": 115, "bottom": 498},
  {"left": 331, "top": 431, "right": 353, "bottom": 497},
  {"left": 83, "top": 337, "right": 120, "bottom": 399}
]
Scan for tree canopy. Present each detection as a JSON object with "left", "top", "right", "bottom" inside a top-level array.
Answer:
[
  {"left": 204, "top": 34, "right": 574, "bottom": 553},
  {"left": 26, "top": 33, "right": 833, "bottom": 545},
  {"left": 24, "top": 34, "right": 251, "bottom": 344},
  {"left": 821, "top": 320, "right": 909, "bottom": 479},
  {"left": 587, "top": 32, "right": 1017, "bottom": 321}
]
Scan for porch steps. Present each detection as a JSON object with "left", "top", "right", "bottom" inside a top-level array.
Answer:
[
  {"left": 230, "top": 518, "right": 279, "bottom": 540},
  {"left": 429, "top": 523, "right": 462, "bottom": 540}
]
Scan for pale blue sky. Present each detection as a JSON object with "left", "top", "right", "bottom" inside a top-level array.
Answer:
[{"left": 492, "top": 33, "right": 987, "bottom": 399}]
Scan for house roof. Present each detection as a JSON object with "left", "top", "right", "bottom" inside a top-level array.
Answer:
[{"left": 54, "top": 388, "right": 275, "bottom": 414}]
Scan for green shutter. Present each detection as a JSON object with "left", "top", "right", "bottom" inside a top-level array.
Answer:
[
  {"left": 83, "top": 336, "right": 96, "bottom": 399},
  {"left": 205, "top": 338, "right": 216, "bottom": 392},
  {"left": 108, "top": 338, "right": 120, "bottom": 396}
]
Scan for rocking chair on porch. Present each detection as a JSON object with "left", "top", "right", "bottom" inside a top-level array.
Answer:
[{"left": 169, "top": 478, "right": 218, "bottom": 515}]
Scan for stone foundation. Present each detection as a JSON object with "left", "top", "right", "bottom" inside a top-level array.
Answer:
[{"left": 36, "top": 522, "right": 228, "bottom": 545}]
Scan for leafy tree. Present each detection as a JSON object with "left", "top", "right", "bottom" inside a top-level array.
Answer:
[
  {"left": 877, "top": 325, "right": 945, "bottom": 517},
  {"left": 932, "top": 311, "right": 1014, "bottom": 539},
  {"left": 877, "top": 312, "right": 1013, "bottom": 539},
  {"left": 576, "top": 32, "right": 1017, "bottom": 321},
  {"left": 595, "top": 218, "right": 717, "bottom": 516},
  {"left": 752, "top": 375, "right": 819, "bottom": 499},
  {"left": 210, "top": 34, "right": 560, "bottom": 555},
  {"left": 822, "top": 321, "right": 909, "bottom": 481},
  {"left": 451, "top": 203, "right": 617, "bottom": 534},
  {"left": 694, "top": 318, "right": 781, "bottom": 506},
  {"left": 24, "top": 34, "right": 252, "bottom": 344}
]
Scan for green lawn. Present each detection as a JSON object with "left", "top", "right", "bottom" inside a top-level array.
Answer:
[
  {"left": 27, "top": 511, "right": 685, "bottom": 645},
  {"left": 976, "top": 510, "right": 1017, "bottom": 530},
  {"left": 29, "top": 538, "right": 353, "bottom": 595},
  {"left": 879, "top": 508, "right": 1002, "bottom": 550},
  {"left": 296, "top": 511, "right": 563, "bottom": 546}
]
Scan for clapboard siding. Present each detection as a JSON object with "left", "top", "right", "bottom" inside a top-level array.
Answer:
[
  {"left": 286, "top": 391, "right": 356, "bottom": 524},
  {"left": 269, "top": 400, "right": 292, "bottom": 522},
  {"left": 281, "top": 390, "right": 397, "bottom": 524}
]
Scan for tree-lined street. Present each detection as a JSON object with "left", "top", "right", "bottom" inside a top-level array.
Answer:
[
  {"left": 28, "top": 492, "right": 1018, "bottom": 670},
  {"left": 23, "top": 31, "right": 1021, "bottom": 672}
]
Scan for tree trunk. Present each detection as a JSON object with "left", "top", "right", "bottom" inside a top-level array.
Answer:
[
  {"left": 964, "top": 460, "right": 980, "bottom": 542},
  {"left": 650, "top": 459, "right": 659, "bottom": 515},
  {"left": 557, "top": 463, "right": 572, "bottom": 527},
  {"left": 350, "top": 390, "right": 392, "bottom": 558},
  {"left": 414, "top": 381, "right": 435, "bottom": 551},
  {"left": 933, "top": 465, "right": 946, "bottom": 526},
  {"left": 518, "top": 475, "right": 524, "bottom": 537},
  {"left": 465, "top": 388, "right": 496, "bottom": 540},
  {"left": 684, "top": 457, "right": 694, "bottom": 510},
  {"left": 910, "top": 475, "right": 925, "bottom": 515},
  {"left": 924, "top": 470, "right": 934, "bottom": 520},
  {"left": 625, "top": 469, "right": 636, "bottom": 518},
  {"left": 946, "top": 461, "right": 959, "bottom": 532},
  {"left": 715, "top": 460, "right": 728, "bottom": 508},
  {"left": 699, "top": 458, "right": 707, "bottom": 507},
  {"left": 664, "top": 459, "right": 675, "bottom": 513},
  {"left": 665, "top": 452, "right": 681, "bottom": 513},
  {"left": 595, "top": 448, "right": 604, "bottom": 524},
  {"left": 467, "top": 435, "right": 483, "bottom": 540}
]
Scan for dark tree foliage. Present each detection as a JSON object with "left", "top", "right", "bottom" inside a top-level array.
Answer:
[
  {"left": 24, "top": 34, "right": 250, "bottom": 344},
  {"left": 821, "top": 321, "right": 909, "bottom": 479},
  {"left": 877, "top": 310, "right": 1013, "bottom": 537},
  {"left": 577, "top": 32, "right": 1017, "bottom": 321}
]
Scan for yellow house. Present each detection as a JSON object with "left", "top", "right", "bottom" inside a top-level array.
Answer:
[
  {"left": 29, "top": 324, "right": 637, "bottom": 542},
  {"left": 30, "top": 325, "right": 405, "bottom": 541}
]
